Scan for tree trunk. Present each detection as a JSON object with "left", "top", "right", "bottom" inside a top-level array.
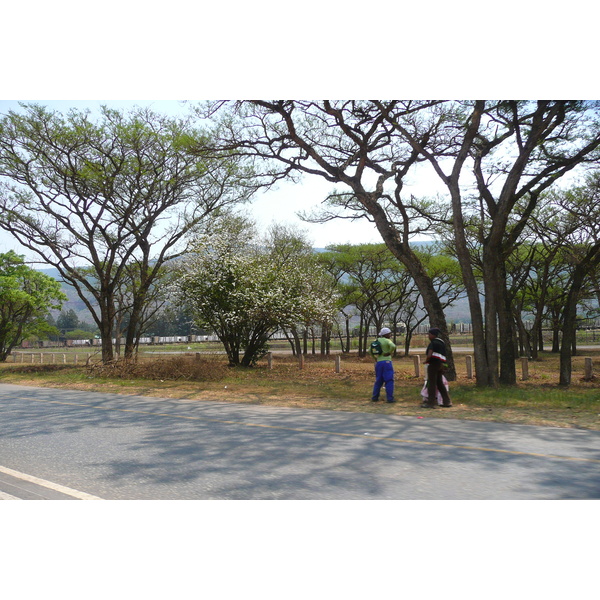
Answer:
[
  {"left": 559, "top": 293, "right": 578, "bottom": 385},
  {"left": 358, "top": 314, "right": 366, "bottom": 357},
  {"left": 552, "top": 327, "right": 561, "bottom": 353},
  {"left": 290, "top": 326, "right": 302, "bottom": 357},
  {"left": 320, "top": 324, "right": 330, "bottom": 356},
  {"left": 124, "top": 302, "right": 143, "bottom": 360},
  {"left": 221, "top": 333, "right": 240, "bottom": 366},
  {"left": 530, "top": 310, "right": 544, "bottom": 360},
  {"left": 447, "top": 209, "right": 491, "bottom": 384},
  {"left": 559, "top": 248, "right": 600, "bottom": 384},
  {"left": 404, "top": 330, "right": 412, "bottom": 357},
  {"left": 97, "top": 301, "right": 115, "bottom": 363},
  {"left": 282, "top": 329, "right": 296, "bottom": 355},
  {"left": 498, "top": 277, "right": 518, "bottom": 385},
  {"left": 344, "top": 315, "right": 351, "bottom": 354},
  {"left": 482, "top": 274, "right": 499, "bottom": 387}
]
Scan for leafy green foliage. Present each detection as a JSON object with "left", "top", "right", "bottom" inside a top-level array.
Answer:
[
  {"left": 56, "top": 309, "right": 79, "bottom": 331},
  {"left": 0, "top": 251, "right": 67, "bottom": 360}
]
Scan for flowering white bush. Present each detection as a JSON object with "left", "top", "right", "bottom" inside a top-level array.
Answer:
[{"left": 177, "top": 225, "right": 337, "bottom": 366}]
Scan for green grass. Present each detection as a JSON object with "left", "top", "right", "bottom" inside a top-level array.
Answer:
[{"left": 452, "top": 384, "right": 599, "bottom": 408}]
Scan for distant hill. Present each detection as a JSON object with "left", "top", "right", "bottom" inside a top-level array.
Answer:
[
  {"left": 38, "top": 267, "right": 61, "bottom": 280},
  {"left": 37, "top": 267, "right": 95, "bottom": 323}
]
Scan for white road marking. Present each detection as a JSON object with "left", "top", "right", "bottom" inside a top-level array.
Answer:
[
  {"left": 0, "top": 465, "right": 103, "bottom": 500},
  {"left": 0, "top": 490, "right": 20, "bottom": 500}
]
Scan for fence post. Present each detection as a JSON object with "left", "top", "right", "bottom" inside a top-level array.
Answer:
[
  {"left": 584, "top": 357, "right": 593, "bottom": 381},
  {"left": 465, "top": 355, "right": 473, "bottom": 379},
  {"left": 267, "top": 352, "right": 273, "bottom": 370},
  {"left": 413, "top": 355, "right": 421, "bottom": 378},
  {"left": 299, "top": 354, "right": 304, "bottom": 370},
  {"left": 521, "top": 357, "right": 529, "bottom": 381},
  {"left": 39, "top": 353, "right": 43, "bottom": 364},
  {"left": 52, "top": 353, "right": 56, "bottom": 364},
  {"left": 335, "top": 355, "right": 341, "bottom": 373},
  {"left": 63, "top": 354, "right": 66, "bottom": 364}
]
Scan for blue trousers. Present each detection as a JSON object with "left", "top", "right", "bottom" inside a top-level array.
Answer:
[{"left": 372, "top": 360, "right": 394, "bottom": 401}]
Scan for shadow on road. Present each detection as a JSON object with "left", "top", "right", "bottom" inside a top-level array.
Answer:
[{"left": 1, "top": 383, "right": 599, "bottom": 499}]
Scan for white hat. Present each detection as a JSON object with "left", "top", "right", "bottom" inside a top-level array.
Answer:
[{"left": 379, "top": 327, "right": 392, "bottom": 336}]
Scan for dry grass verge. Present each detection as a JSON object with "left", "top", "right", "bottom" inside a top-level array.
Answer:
[{"left": 87, "top": 355, "right": 228, "bottom": 381}]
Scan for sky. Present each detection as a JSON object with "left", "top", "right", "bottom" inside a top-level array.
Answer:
[{"left": 0, "top": 98, "right": 437, "bottom": 262}]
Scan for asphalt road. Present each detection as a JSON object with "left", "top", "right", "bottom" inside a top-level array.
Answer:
[{"left": 0, "top": 382, "right": 599, "bottom": 500}]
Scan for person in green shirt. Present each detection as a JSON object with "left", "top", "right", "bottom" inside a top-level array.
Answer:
[{"left": 370, "top": 327, "right": 396, "bottom": 403}]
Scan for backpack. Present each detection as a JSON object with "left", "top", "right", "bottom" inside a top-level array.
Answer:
[{"left": 370, "top": 339, "right": 383, "bottom": 356}]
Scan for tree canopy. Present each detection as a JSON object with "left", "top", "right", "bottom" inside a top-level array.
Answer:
[
  {"left": 0, "top": 251, "right": 66, "bottom": 361},
  {"left": 0, "top": 103, "right": 261, "bottom": 362}
]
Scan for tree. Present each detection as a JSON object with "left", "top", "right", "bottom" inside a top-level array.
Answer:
[
  {"left": 193, "top": 101, "right": 459, "bottom": 377},
  {"left": 509, "top": 238, "right": 566, "bottom": 359},
  {"left": 407, "top": 245, "right": 466, "bottom": 358},
  {"left": 377, "top": 100, "right": 600, "bottom": 385},
  {"left": 509, "top": 200, "right": 585, "bottom": 360},
  {"left": 263, "top": 223, "right": 335, "bottom": 356},
  {"left": 0, "top": 251, "right": 66, "bottom": 361},
  {"left": 319, "top": 242, "right": 465, "bottom": 366},
  {"left": 147, "top": 304, "right": 198, "bottom": 337},
  {"left": 112, "top": 261, "right": 177, "bottom": 356},
  {"left": 315, "top": 250, "right": 358, "bottom": 354},
  {"left": 204, "top": 101, "right": 600, "bottom": 387},
  {"left": 0, "top": 103, "right": 260, "bottom": 363},
  {"left": 319, "top": 243, "right": 414, "bottom": 357},
  {"left": 56, "top": 309, "right": 79, "bottom": 332},
  {"left": 505, "top": 242, "right": 547, "bottom": 358},
  {"left": 536, "top": 177, "right": 600, "bottom": 384},
  {"left": 511, "top": 176, "right": 600, "bottom": 383},
  {"left": 177, "top": 217, "right": 338, "bottom": 366}
]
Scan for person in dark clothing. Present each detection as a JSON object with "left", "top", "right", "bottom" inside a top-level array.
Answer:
[{"left": 421, "top": 327, "right": 452, "bottom": 409}]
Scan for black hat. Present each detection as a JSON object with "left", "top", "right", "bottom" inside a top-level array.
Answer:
[{"left": 428, "top": 327, "right": 441, "bottom": 336}]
